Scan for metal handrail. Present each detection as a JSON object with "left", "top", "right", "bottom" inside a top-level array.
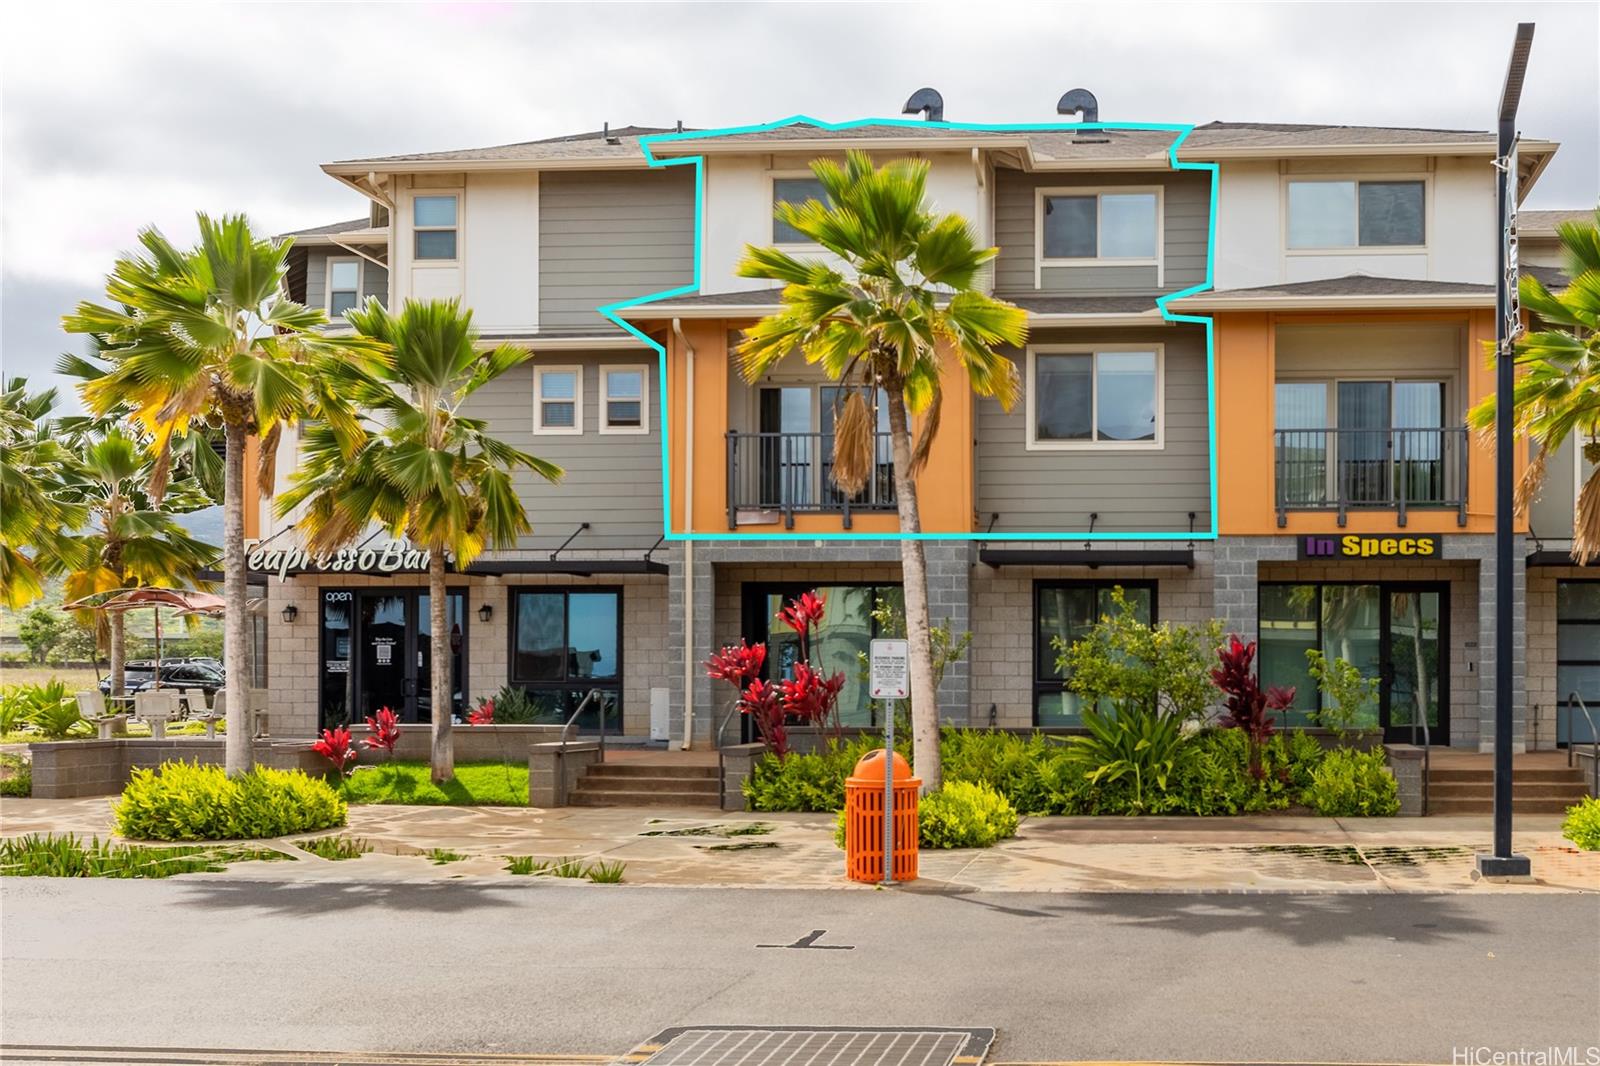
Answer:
[
  {"left": 726, "top": 430, "right": 897, "bottom": 529},
  {"left": 555, "top": 687, "right": 606, "bottom": 807},
  {"left": 1273, "top": 426, "right": 1469, "bottom": 528},
  {"left": 1564, "top": 692, "right": 1599, "bottom": 797}
]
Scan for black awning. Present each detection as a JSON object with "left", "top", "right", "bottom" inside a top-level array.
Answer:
[
  {"left": 978, "top": 547, "right": 1195, "bottom": 570},
  {"left": 1526, "top": 549, "right": 1597, "bottom": 568},
  {"left": 466, "top": 558, "right": 668, "bottom": 577}
]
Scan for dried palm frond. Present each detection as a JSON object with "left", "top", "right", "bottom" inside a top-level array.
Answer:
[
  {"left": 1514, "top": 443, "right": 1549, "bottom": 518},
  {"left": 257, "top": 422, "right": 282, "bottom": 499},
  {"left": 829, "top": 390, "right": 873, "bottom": 497},
  {"left": 908, "top": 388, "right": 942, "bottom": 476},
  {"left": 1574, "top": 465, "right": 1600, "bottom": 565}
]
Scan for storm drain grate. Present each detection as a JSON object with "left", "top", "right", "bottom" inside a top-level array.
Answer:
[{"left": 628, "top": 1027, "right": 992, "bottom": 1066}]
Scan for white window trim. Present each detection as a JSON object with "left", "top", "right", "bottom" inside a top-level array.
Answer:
[
  {"left": 412, "top": 192, "right": 461, "bottom": 264},
  {"left": 1034, "top": 186, "right": 1165, "bottom": 287},
  {"left": 533, "top": 365, "right": 583, "bottom": 435},
  {"left": 599, "top": 364, "right": 650, "bottom": 435},
  {"left": 768, "top": 170, "right": 828, "bottom": 248},
  {"left": 1281, "top": 175, "right": 1431, "bottom": 255},
  {"left": 1025, "top": 343, "right": 1166, "bottom": 452},
  {"left": 324, "top": 256, "right": 362, "bottom": 317}
]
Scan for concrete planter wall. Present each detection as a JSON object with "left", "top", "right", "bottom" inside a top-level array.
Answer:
[
  {"left": 717, "top": 742, "right": 770, "bottom": 810},
  {"left": 527, "top": 741, "right": 601, "bottom": 807},
  {"left": 28, "top": 738, "right": 326, "bottom": 799}
]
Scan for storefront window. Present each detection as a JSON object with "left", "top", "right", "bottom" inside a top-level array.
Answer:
[
  {"left": 510, "top": 588, "right": 622, "bottom": 730},
  {"left": 319, "top": 590, "right": 355, "bottom": 727},
  {"left": 1034, "top": 581, "right": 1154, "bottom": 726},
  {"left": 1257, "top": 585, "right": 1319, "bottom": 726},
  {"left": 1557, "top": 581, "right": 1600, "bottom": 745},
  {"left": 745, "top": 584, "right": 902, "bottom": 728}
]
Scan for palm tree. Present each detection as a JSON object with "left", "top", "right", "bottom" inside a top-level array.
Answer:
[
  {"left": 1469, "top": 209, "right": 1600, "bottom": 562},
  {"left": 63, "top": 214, "right": 375, "bottom": 773},
  {"left": 55, "top": 429, "right": 218, "bottom": 695},
  {"left": 736, "top": 150, "right": 1028, "bottom": 792},
  {"left": 0, "top": 379, "right": 84, "bottom": 608},
  {"left": 278, "top": 298, "right": 563, "bottom": 783}
]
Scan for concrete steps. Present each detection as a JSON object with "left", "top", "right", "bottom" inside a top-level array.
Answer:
[
  {"left": 569, "top": 761, "right": 721, "bottom": 808},
  {"left": 1425, "top": 764, "right": 1587, "bottom": 815}
]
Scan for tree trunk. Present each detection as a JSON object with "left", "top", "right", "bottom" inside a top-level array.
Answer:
[
  {"left": 428, "top": 546, "right": 454, "bottom": 784},
  {"left": 108, "top": 610, "right": 126, "bottom": 699},
  {"left": 222, "top": 420, "right": 252, "bottom": 775},
  {"left": 883, "top": 386, "right": 941, "bottom": 793}
]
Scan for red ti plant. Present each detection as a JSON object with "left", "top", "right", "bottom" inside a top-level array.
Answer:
[
  {"left": 1211, "top": 634, "right": 1297, "bottom": 779},
  {"left": 363, "top": 707, "right": 402, "bottom": 759},
  {"left": 467, "top": 700, "right": 495, "bottom": 726},
  {"left": 778, "top": 660, "right": 847, "bottom": 733},
  {"left": 739, "top": 677, "right": 788, "bottom": 756},
  {"left": 312, "top": 726, "right": 359, "bottom": 780}
]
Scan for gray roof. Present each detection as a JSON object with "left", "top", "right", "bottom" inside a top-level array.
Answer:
[
  {"left": 1519, "top": 208, "right": 1596, "bottom": 234},
  {"left": 331, "top": 126, "right": 683, "bottom": 166},
  {"left": 627, "top": 289, "right": 783, "bottom": 308},
  {"left": 1525, "top": 264, "right": 1571, "bottom": 289},
  {"left": 1184, "top": 121, "right": 1498, "bottom": 150},
  {"left": 1195, "top": 275, "right": 1494, "bottom": 299},
  {"left": 277, "top": 217, "right": 371, "bottom": 239},
  {"left": 624, "top": 289, "right": 1158, "bottom": 316}
]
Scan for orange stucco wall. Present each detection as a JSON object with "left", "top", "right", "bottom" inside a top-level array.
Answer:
[
  {"left": 1214, "top": 308, "right": 1524, "bottom": 536},
  {"left": 666, "top": 319, "right": 975, "bottom": 535}
]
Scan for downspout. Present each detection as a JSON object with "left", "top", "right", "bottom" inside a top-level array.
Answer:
[{"left": 673, "top": 317, "right": 696, "bottom": 750}]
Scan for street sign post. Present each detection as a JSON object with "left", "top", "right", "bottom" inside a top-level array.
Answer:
[{"left": 869, "top": 639, "right": 910, "bottom": 886}]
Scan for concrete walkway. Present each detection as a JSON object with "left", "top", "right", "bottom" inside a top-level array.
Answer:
[{"left": 2, "top": 797, "right": 1594, "bottom": 893}]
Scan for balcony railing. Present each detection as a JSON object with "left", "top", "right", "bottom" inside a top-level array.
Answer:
[
  {"left": 1274, "top": 427, "right": 1468, "bottom": 527},
  {"left": 727, "top": 431, "right": 897, "bottom": 529}
]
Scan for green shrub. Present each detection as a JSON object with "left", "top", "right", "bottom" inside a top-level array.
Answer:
[
  {"left": 1562, "top": 796, "right": 1600, "bottom": 851},
  {"left": 1302, "top": 747, "right": 1399, "bottom": 817},
  {"left": 1, "top": 680, "right": 86, "bottom": 739},
  {"left": 480, "top": 685, "right": 549, "bottom": 724},
  {"left": 585, "top": 859, "right": 626, "bottom": 883},
  {"left": 941, "top": 729, "right": 1071, "bottom": 814},
  {"left": 917, "top": 780, "right": 1020, "bottom": 848},
  {"left": 1066, "top": 706, "right": 1190, "bottom": 813},
  {"left": 742, "top": 735, "right": 882, "bottom": 812},
  {"left": 0, "top": 753, "right": 32, "bottom": 797},
  {"left": 114, "top": 761, "right": 347, "bottom": 841}
]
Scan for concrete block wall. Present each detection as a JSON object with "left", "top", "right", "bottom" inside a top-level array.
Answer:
[
  {"left": 28, "top": 738, "right": 325, "bottom": 798},
  {"left": 969, "top": 544, "right": 1216, "bottom": 728}
]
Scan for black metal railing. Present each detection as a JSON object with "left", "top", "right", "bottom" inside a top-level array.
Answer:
[
  {"left": 727, "top": 431, "right": 897, "bottom": 529},
  {"left": 1274, "top": 427, "right": 1469, "bottom": 528}
]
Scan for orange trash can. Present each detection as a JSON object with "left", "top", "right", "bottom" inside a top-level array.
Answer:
[{"left": 844, "top": 750, "right": 919, "bottom": 883}]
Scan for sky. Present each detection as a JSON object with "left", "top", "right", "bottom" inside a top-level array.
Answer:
[{"left": 3, "top": 0, "right": 1597, "bottom": 407}]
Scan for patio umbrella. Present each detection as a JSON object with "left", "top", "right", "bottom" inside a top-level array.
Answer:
[{"left": 62, "top": 588, "right": 226, "bottom": 691}]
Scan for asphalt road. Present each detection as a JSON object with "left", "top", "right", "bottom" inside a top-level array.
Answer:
[{"left": 3, "top": 878, "right": 1597, "bottom": 1062}]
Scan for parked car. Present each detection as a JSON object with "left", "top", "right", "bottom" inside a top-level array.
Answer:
[{"left": 99, "top": 662, "right": 225, "bottom": 704}]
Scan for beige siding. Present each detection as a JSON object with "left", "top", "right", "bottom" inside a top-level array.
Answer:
[{"left": 975, "top": 326, "right": 1212, "bottom": 533}]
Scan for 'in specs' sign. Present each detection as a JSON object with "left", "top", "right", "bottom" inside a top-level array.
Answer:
[{"left": 1299, "top": 534, "right": 1441, "bottom": 561}]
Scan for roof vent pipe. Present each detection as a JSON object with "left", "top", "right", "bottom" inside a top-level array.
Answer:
[
  {"left": 602, "top": 122, "right": 620, "bottom": 145},
  {"left": 1056, "top": 88, "right": 1098, "bottom": 123},
  {"left": 902, "top": 87, "right": 944, "bottom": 122}
]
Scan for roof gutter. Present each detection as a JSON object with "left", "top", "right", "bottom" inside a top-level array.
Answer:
[{"left": 1168, "top": 293, "right": 1494, "bottom": 311}]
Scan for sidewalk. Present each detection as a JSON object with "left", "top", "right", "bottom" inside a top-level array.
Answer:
[{"left": 2, "top": 797, "right": 1594, "bottom": 893}]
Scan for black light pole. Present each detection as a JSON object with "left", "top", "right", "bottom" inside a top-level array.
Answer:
[{"left": 1477, "top": 22, "right": 1535, "bottom": 879}]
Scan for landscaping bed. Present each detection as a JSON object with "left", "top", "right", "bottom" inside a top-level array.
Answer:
[{"left": 337, "top": 760, "right": 529, "bottom": 807}]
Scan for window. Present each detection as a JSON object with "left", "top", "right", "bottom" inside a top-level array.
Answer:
[
  {"left": 1028, "top": 346, "right": 1161, "bottom": 449},
  {"left": 1288, "top": 180, "right": 1424, "bottom": 249},
  {"left": 744, "top": 583, "right": 903, "bottom": 728},
  {"left": 327, "top": 258, "right": 361, "bottom": 317},
  {"left": 413, "top": 195, "right": 458, "bottom": 260},
  {"left": 1274, "top": 378, "right": 1450, "bottom": 506},
  {"left": 1039, "top": 189, "right": 1158, "bottom": 262},
  {"left": 510, "top": 588, "right": 622, "bottom": 731},
  {"left": 1557, "top": 581, "right": 1600, "bottom": 746},
  {"left": 1034, "top": 581, "right": 1154, "bottom": 725},
  {"left": 600, "top": 366, "right": 648, "bottom": 434},
  {"left": 772, "top": 177, "right": 827, "bottom": 244},
  {"left": 534, "top": 366, "right": 582, "bottom": 434}
]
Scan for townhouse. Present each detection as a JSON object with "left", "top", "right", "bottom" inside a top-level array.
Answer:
[{"left": 255, "top": 95, "right": 1596, "bottom": 756}]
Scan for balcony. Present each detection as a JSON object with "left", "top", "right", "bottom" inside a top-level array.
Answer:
[
  {"left": 727, "top": 431, "right": 897, "bottom": 529},
  {"left": 1274, "top": 427, "right": 1468, "bottom": 527}
]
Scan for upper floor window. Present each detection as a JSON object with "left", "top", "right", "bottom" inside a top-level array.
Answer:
[
  {"left": 1287, "top": 180, "right": 1424, "bottom": 249},
  {"left": 1027, "top": 346, "right": 1162, "bottom": 450},
  {"left": 1039, "top": 189, "right": 1159, "bottom": 262},
  {"left": 600, "top": 366, "right": 648, "bottom": 434},
  {"left": 413, "top": 195, "right": 458, "bottom": 260},
  {"left": 327, "top": 258, "right": 361, "bottom": 317},
  {"left": 772, "top": 177, "right": 827, "bottom": 244},
  {"left": 534, "top": 366, "right": 581, "bottom": 434}
]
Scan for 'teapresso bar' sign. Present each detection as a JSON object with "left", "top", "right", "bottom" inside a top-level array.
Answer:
[{"left": 1298, "top": 534, "right": 1441, "bottom": 560}]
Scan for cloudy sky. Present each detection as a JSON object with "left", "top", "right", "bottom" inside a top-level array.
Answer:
[{"left": 3, "top": 1, "right": 1596, "bottom": 405}]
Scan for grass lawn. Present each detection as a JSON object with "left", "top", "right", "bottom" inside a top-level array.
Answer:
[
  {"left": 339, "top": 760, "right": 529, "bottom": 806},
  {"left": 0, "top": 666, "right": 101, "bottom": 690}
]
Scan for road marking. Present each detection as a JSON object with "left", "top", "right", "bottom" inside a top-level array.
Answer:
[
  {"left": 627, "top": 1027, "right": 994, "bottom": 1066},
  {"left": 756, "top": 929, "right": 854, "bottom": 950}
]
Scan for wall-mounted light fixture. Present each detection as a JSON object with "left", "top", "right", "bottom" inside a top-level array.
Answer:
[
  {"left": 280, "top": 604, "right": 299, "bottom": 624},
  {"left": 478, "top": 604, "right": 493, "bottom": 623}
]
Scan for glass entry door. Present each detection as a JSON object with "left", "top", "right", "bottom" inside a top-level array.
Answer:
[
  {"left": 1384, "top": 586, "right": 1445, "bottom": 743},
  {"left": 351, "top": 589, "right": 466, "bottom": 725}
]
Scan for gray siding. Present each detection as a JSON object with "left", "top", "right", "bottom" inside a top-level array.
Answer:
[
  {"left": 539, "top": 169, "right": 695, "bottom": 330},
  {"left": 975, "top": 326, "right": 1212, "bottom": 533},
  {"left": 1529, "top": 435, "right": 1593, "bottom": 541},
  {"left": 458, "top": 353, "right": 664, "bottom": 552},
  {"left": 304, "top": 248, "right": 387, "bottom": 315},
  {"left": 992, "top": 170, "right": 1210, "bottom": 296}
]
